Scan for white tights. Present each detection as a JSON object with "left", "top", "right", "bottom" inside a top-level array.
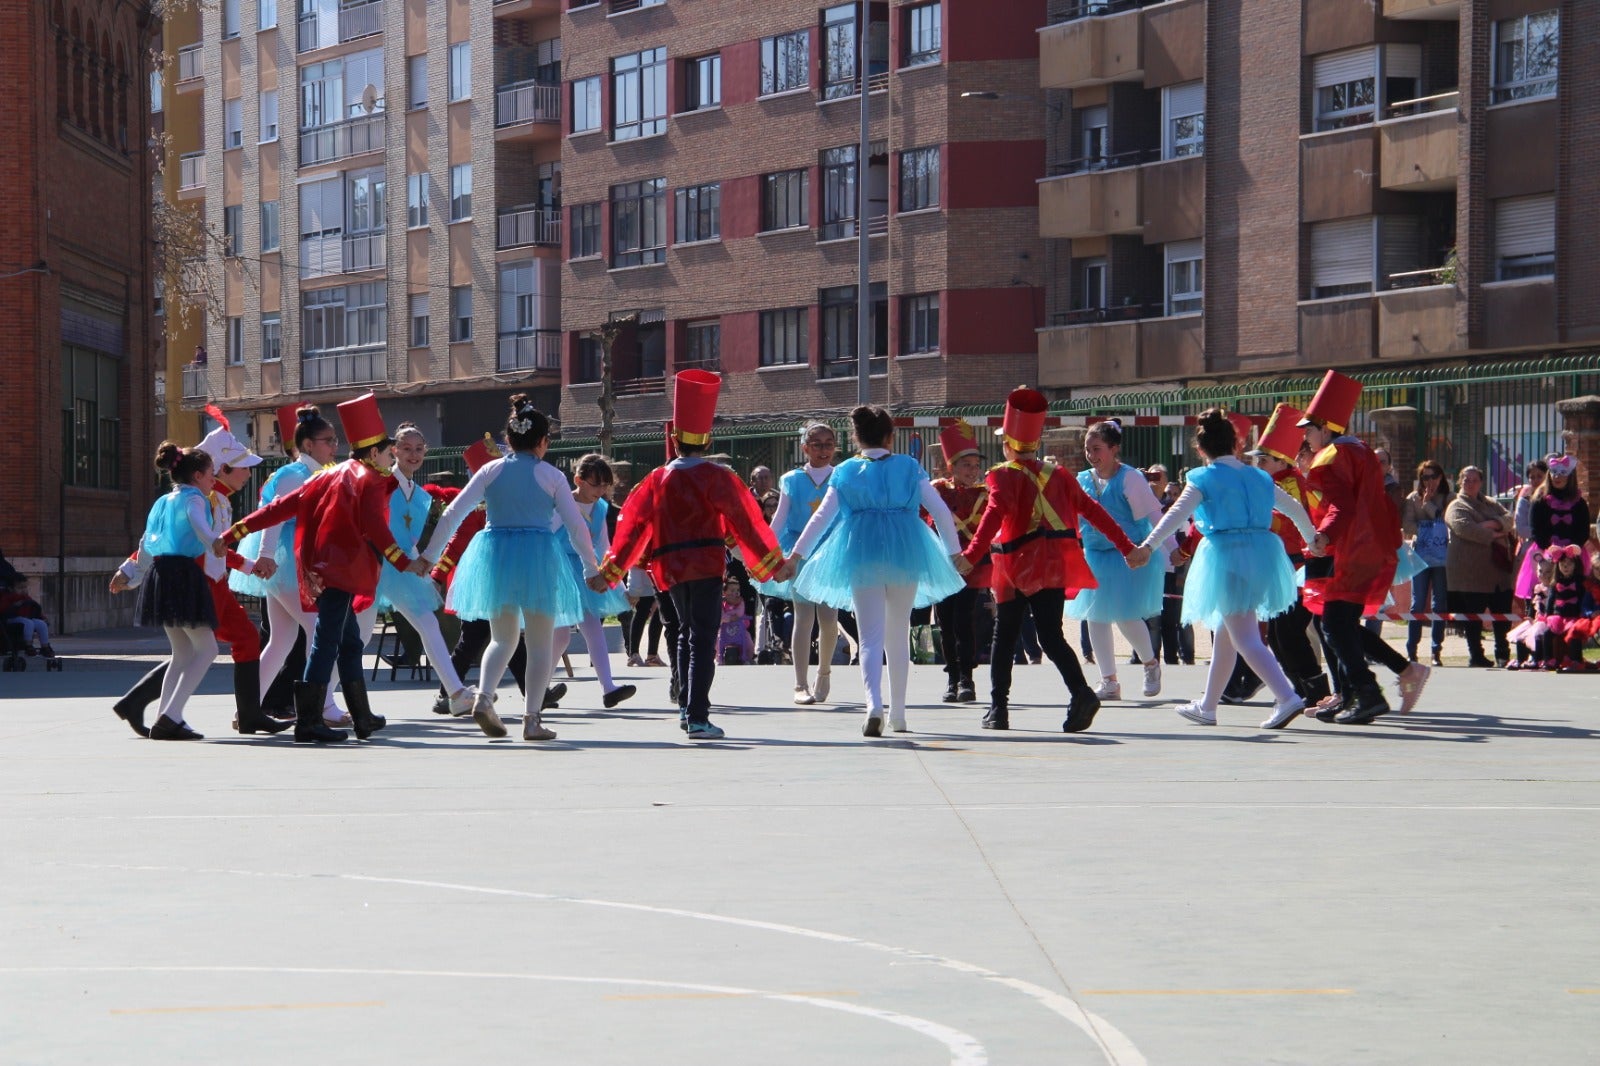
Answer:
[
  {"left": 483, "top": 609, "right": 556, "bottom": 722},
  {"left": 551, "top": 613, "right": 619, "bottom": 692},
  {"left": 1200, "top": 612, "right": 1298, "bottom": 714},
  {"left": 852, "top": 582, "right": 917, "bottom": 722},
  {"left": 1088, "top": 620, "right": 1155, "bottom": 683},
  {"left": 258, "top": 588, "right": 340, "bottom": 716},
  {"left": 357, "top": 604, "right": 467, "bottom": 695},
  {"left": 790, "top": 597, "right": 839, "bottom": 689},
  {"left": 159, "top": 625, "right": 217, "bottom": 725}
]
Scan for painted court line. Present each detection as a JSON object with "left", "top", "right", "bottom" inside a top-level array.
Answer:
[
  {"left": 1082, "top": 989, "right": 1353, "bottom": 997},
  {"left": 112, "top": 1000, "right": 384, "bottom": 1015}
]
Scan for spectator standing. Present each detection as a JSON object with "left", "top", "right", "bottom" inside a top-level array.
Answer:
[
  {"left": 1445, "top": 466, "right": 1515, "bottom": 668},
  {"left": 1401, "top": 461, "right": 1452, "bottom": 666},
  {"left": 1145, "top": 465, "right": 1195, "bottom": 666}
]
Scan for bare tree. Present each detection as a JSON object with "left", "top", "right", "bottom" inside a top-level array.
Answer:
[{"left": 593, "top": 311, "right": 640, "bottom": 460}]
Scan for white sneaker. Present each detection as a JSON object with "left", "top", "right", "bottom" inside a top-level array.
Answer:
[
  {"left": 1260, "top": 696, "right": 1306, "bottom": 730},
  {"left": 1397, "top": 662, "right": 1430, "bottom": 714},
  {"left": 448, "top": 686, "right": 477, "bottom": 716},
  {"left": 793, "top": 685, "right": 815, "bottom": 706},
  {"left": 1093, "top": 678, "right": 1122, "bottom": 701},
  {"left": 1177, "top": 701, "right": 1216, "bottom": 726},
  {"left": 1142, "top": 660, "right": 1162, "bottom": 697}
]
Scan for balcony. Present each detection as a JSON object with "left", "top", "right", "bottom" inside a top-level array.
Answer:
[
  {"left": 1039, "top": 160, "right": 1143, "bottom": 239},
  {"left": 1377, "top": 282, "right": 1460, "bottom": 360},
  {"left": 1299, "top": 294, "right": 1376, "bottom": 363},
  {"left": 338, "top": 0, "right": 382, "bottom": 42},
  {"left": 181, "top": 363, "right": 208, "bottom": 401},
  {"left": 1039, "top": 305, "right": 1202, "bottom": 386},
  {"left": 1140, "top": 313, "right": 1204, "bottom": 378},
  {"left": 343, "top": 232, "right": 386, "bottom": 272},
  {"left": 176, "top": 44, "right": 203, "bottom": 83},
  {"left": 493, "top": 0, "right": 561, "bottom": 19},
  {"left": 496, "top": 330, "right": 562, "bottom": 373},
  {"left": 1383, "top": 0, "right": 1459, "bottom": 19},
  {"left": 497, "top": 206, "right": 561, "bottom": 250},
  {"left": 301, "top": 347, "right": 385, "bottom": 390},
  {"left": 1140, "top": 155, "right": 1204, "bottom": 244},
  {"left": 614, "top": 376, "right": 667, "bottom": 397},
  {"left": 299, "top": 112, "right": 386, "bottom": 167},
  {"left": 178, "top": 151, "right": 205, "bottom": 192},
  {"left": 495, "top": 79, "right": 561, "bottom": 136},
  {"left": 1301, "top": 123, "right": 1378, "bottom": 223},
  {"left": 299, "top": 234, "right": 341, "bottom": 278},
  {"left": 1379, "top": 95, "right": 1459, "bottom": 193},
  {"left": 1483, "top": 277, "right": 1556, "bottom": 350},
  {"left": 1040, "top": 1, "right": 1144, "bottom": 90}
]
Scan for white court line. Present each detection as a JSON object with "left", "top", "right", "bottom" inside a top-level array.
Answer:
[
  {"left": 48, "top": 862, "right": 1147, "bottom": 1066},
  {"left": 0, "top": 966, "right": 987, "bottom": 1066}
]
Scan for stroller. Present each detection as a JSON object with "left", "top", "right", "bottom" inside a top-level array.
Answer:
[{"left": 0, "top": 551, "right": 62, "bottom": 673}]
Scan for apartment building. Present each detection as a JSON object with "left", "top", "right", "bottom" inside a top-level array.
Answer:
[
  {"left": 1036, "top": 0, "right": 1597, "bottom": 394},
  {"left": 554, "top": 0, "right": 1049, "bottom": 434},
  {"left": 171, "top": 0, "right": 565, "bottom": 450}
]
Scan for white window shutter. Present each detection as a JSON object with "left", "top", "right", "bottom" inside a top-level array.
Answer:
[
  {"left": 1384, "top": 43, "right": 1422, "bottom": 80},
  {"left": 1311, "top": 218, "right": 1376, "bottom": 290},
  {"left": 1313, "top": 47, "right": 1376, "bottom": 88},
  {"left": 1496, "top": 195, "right": 1555, "bottom": 258},
  {"left": 1164, "top": 81, "right": 1205, "bottom": 118}
]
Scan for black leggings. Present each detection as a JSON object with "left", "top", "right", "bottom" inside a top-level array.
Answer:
[
  {"left": 989, "top": 588, "right": 1091, "bottom": 704},
  {"left": 629, "top": 596, "right": 663, "bottom": 657}
]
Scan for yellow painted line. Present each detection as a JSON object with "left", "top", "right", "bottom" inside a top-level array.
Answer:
[
  {"left": 1568, "top": 989, "right": 1600, "bottom": 994},
  {"left": 604, "top": 989, "right": 858, "bottom": 1002},
  {"left": 112, "top": 1001, "right": 384, "bottom": 1015},
  {"left": 1082, "top": 989, "right": 1353, "bottom": 997}
]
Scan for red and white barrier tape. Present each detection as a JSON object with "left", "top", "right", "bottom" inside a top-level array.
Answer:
[
  {"left": 892, "top": 414, "right": 1266, "bottom": 431},
  {"left": 1366, "top": 611, "right": 1525, "bottom": 624}
]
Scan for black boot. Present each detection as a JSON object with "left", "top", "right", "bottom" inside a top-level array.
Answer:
[
  {"left": 293, "top": 682, "right": 348, "bottom": 744},
  {"left": 982, "top": 699, "right": 1009, "bottom": 730},
  {"left": 1062, "top": 686, "right": 1102, "bottom": 733},
  {"left": 232, "top": 660, "right": 291, "bottom": 735},
  {"left": 1334, "top": 682, "right": 1390, "bottom": 725},
  {"left": 113, "top": 662, "right": 166, "bottom": 737},
  {"left": 341, "top": 676, "right": 386, "bottom": 740},
  {"left": 942, "top": 675, "right": 960, "bottom": 702},
  {"left": 956, "top": 671, "right": 977, "bottom": 703}
]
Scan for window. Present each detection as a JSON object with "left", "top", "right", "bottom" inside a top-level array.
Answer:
[
  {"left": 346, "top": 166, "right": 385, "bottom": 236},
  {"left": 1080, "top": 105, "right": 1108, "bottom": 169},
  {"left": 684, "top": 54, "right": 721, "bottom": 111},
  {"left": 821, "top": 5, "right": 857, "bottom": 99},
  {"left": 407, "top": 173, "right": 429, "bottom": 228},
  {"left": 906, "top": 3, "right": 941, "bottom": 67},
  {"left": 222, "top": 206, "right": 243, "bottom": 256},
  {"left": 572, "top": 75, "right": 602, "bottom": 133},
  {"left": 675, "top": 183, "right": 721, "bottom": 244},
  {"left": 299, "top": 58, "right": 343, "bottom": 130},
  {"left": 301, "top": 287, "right": 347, "bottom": 354},
  {"left": 1165, "top": 239, "right": 1203, "bottom": 315},
  {"left": 222, "top": 0, "right": 240, "bottom": 38},
  {"left": 611, "top": 178, "right": 666, "bottom": 267},
  {"left": 574, "top": 335, "right": 603, "bottom": 384},
  {"left": 259, "top": 90, "right": 279, "bottom": 141},
  {"left": 1312, "top": 45, "right": 1419, "bottom": 131},
  {"left": 341, "top": 49, "right": 385, "bottom": 117},
  {"left": 61, "top": 344, "right": 121, "bottom": 489},
  {"left": 300, "top": 175, "right": 344, "bottom": 242},
  {"left": 762, "top": 168, "right": 809, "bottom": 231},
  {"left": 820, "top": 146, "right": 857, "bottom": 240},
  {"left": 684, "top": 320, "right": 720, "bottom": 370},
  {"left": 760, "top": 307, "right": 807, "bottom": 366},
  {"left": 571, "top": 202, "right": 601, "bottom": 259},
  {"left": 449, "top": 286, "right": 472, "bottom": 342},
  {"left": 409, "top": 294, "right": 429, "bottom": 347},
  {"left": 449, "top": 41, "right": 471, "bottom": 102},
  {"left": 1163, "top": 82, "right": 1204, "bottom": 159},
  {"left": 819, "top": 284, "right": 887, "bottom": 378},
  {"left": 761, "top": 30, "right": 809, "bottom": 96},
  {"left": 901, "top": 293, "right": 939, "bottom": 354},
  {"left": 1493, "top": 12, "right": 1558, "bottom": 104},
  {"left": 1495, "top": 194, "right": 1555, "bottom": 280},
  {"left": 899, "top": 146, "right": 938, "bottom": 212},
  {"left": 259, "top": 0, "right": 277, "bottom": 31},
  {"left": 1309, "top": 218, "right": 1375, "bottom": 299},
  {"left": 407, "top": 54, "right": 428, "bottom": 109},
  {"left": 261, "top": 315, "right": 281, "bottom": 362},
  {"left": 151, "top": 70, "right": 163, "bottom": 114},
  {"left": 612, "top": 47, "right": 667, "bottom": 140},
  {"left": 498, "top": 260, "right": 559, "bottom": 349},
  {"left": 450, "top": 163, "right": 472, "bottom": 221},
  {"left": 225, "top": 316, "right": 244, "bottom": 365},
  {"left": 224, "top": 97, "right": 243, "bottom": 148},
  {"left": 1079, "top": 258, "right": 1107, "bottom": 313}
]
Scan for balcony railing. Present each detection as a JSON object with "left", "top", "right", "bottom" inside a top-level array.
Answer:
[
  {"left": 301, "top": 347, "right": 385, "bottom": 390},
  {"left": 497, "top": 206, "right": 561, "bottom": 249},
  {"left": 343, "top": 232, "right": 386, "bottom": 272},
  {"left": 495, "top": 79, "right": 561, "bottom": 127},
  {"left": 1386, "top": 266, "right": 1454, "bottom": 291},
  {"left": 299, "top": 234, "right": 342, "bottom": 278},
  {"left": 181, "top": 363, "right": 207, "bottom": 400},
  {"left": 299, "top": 111, "right": 386, "bottom": 166},
  {"left": 176, "top": 44, "right": 203, "bottom": 81},
  {"left": 1047, "top": 147, "right": 1159, "bottom": 178},
  {"left": 496, "top": 330, "right": 562, "bottom": 372},
  {"left": 1385, "top": 91, "right": 1460, "bottom": 120},
  {"left": 339, "top": 0, "right": 383, "bottom": 42},
  {"left": 614, "top": 375, "right": 667, "bottom": 396},
  {"left": 1047, "top": 0, "right": 1152, "bottom": 24},
  {"left": 1048, "top": 302, "right": 1163, "bottom": 327},
  {"left": 178, "top": 151, "right": 205, "bottom": 189}
]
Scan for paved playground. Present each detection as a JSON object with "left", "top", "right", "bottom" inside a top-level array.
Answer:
[{"left": 3, "top": 646, "right": 1598, "bottom": 1065}]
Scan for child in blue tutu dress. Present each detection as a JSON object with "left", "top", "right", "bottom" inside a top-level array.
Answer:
[
  {"left": 551, "top": 454, "right": 637, "bottom": 709},
  {"left": 791, "top": 406, "right": 967, "bottom": 737},
  {"left": 422, "top": 396, "right": 597, "bottom": 741},
  {"left": 1138, "top": 410, "right": 1318, "bottom": 729}
]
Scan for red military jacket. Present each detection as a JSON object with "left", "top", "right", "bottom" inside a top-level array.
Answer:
[
  {"left": 1269, "top": 467, "right": 1321, "bottom": 561},
  {"left": 929, "top": 477, "right": 992, "bottom": 589},
  {"left": 227, "top": 458, "right": 410, "bottom": 611},
  {"left": 1304, "top": 438, "right": 1400, "bottom": 609},
  {"left": 963, "top": 459, "right": 1136, "bottom": 602},
  {"left": 599, "top": 459, "right": 783, "bottom": 590}
]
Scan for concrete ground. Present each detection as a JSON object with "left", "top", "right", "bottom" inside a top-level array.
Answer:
[{"left": 3, "top": 636, "right": 1599, "bottom": 1065}]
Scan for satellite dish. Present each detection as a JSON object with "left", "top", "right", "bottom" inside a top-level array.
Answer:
[{"left": 361, "top": 84, "right": 378, "bottom": 113}]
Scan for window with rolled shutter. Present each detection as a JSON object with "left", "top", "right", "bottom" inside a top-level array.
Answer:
[
  {"left": 1495, "top": 195, "right": 1555, "bottom": 280},
  {"left": 1379, "top": 216, "right": 1424, "bottom": 289},
  {"left": 1313, "top": 48, "right": 1377, "bottom": 131},
  {"left": 1310, "top": 217, "right": 1375, "bottom": 297},
  {"left": 1163, "top": 82, "right": 1205, "bottom": 159}
]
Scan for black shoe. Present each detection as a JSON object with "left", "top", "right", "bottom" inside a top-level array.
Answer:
[
  {"left": 1466, "top": 655, "right": 1494, "bottom": 668},
  {"left": 341, "top": 677, "right": 386, "bottom": 740},
  {"left": 941, "top": 680, "right": 960, "bottom": 703},
  {"left": 1312, "top": 699, "right": 1343, "bottom": 722},
  {"left": 232, "top": 661, "right": 291, "bottom": 735},
  {"left": 1063, "top": 690, "right": 1102, "bottom": 733},
  {"left": 293, "top": 682, "right": 348, "bottom": 744},
  {"left": 430, "top": 692, "right": 452, "bottom": 715},
  {"left": 862, "top": 714, "right": 884, "bottom": 738},
  {"left": 982, "top": 702, "right": 1009, "bottom": 730},
  {"left": 603, "top": 684, "right": 636, "bottom": 709},
  {"left": 1335, "top": 686, "right": 1390, "bottom": 725},
  {"left": 543, "top": 682, "right": 567, "bottom": 710},
  {"left": 956, "top": 676, "right": 977, "bottom": 703},
  {"left": 112, "top": 661, "right": 166, "bottom": 738},
  {"left": 150, "top": 716, "right": 203, "bottom": 741}
]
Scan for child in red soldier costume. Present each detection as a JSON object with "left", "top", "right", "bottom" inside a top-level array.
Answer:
[
  {"left": 962, "top": 387, "right": 1153, "bottom": 732},
  {"left": 929, "top": 419, "right": 992, "bottom": 705},
  {"left": 221, "top": 393, "right": 427, "bottom": 744},
  {"left": 590, "top": 371, "right": 789, "bottom": 741}
]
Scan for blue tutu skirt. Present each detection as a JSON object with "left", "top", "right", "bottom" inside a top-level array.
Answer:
[
  {"left": 450, "top": 526, "right": 584, "bottom": 626},
  {"left": 1066, "top": 546, "right": 1166, "bottom": 623},
  {"left": 792, "top": 510, "right": 964, "bottom": 611},
  {"left": 228, "top": 524, "right": 297, "bottom": 600},
  {"left": 1181, "top": 529, "right": 1299, "bottom": 630},
  {"left": 376, "top": 560, "right": 443, "bottom": 617},
  {"left": 568, "top": 552, "right": 630, "bottom": 619}
]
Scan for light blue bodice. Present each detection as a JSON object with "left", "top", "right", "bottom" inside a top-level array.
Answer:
[
  {"left": 777, "top": 466, "right": 832, "bottom": 549},
  {"left": 1077, "top": 464, "right": 1152, "bottom": 551},
  {"left": 561, "top": 497, "right": 608, "bottom": 559},
  {"left": 484, "top": 452, "right": 556, "bottom": 530},
  {"left": 144, "top": 485, "right": 208, "bottom": 557},
  {"left": 388, "top": 482, "right": 434, "bottom": 552},
  {"left": 831, "top": 454, "right": 926, "bottom": 515},
  {"left": 1187, "top": 463, "right": 1275, "bottom": 536}
]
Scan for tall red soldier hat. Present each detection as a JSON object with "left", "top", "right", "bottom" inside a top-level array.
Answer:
[
  {"left": 336, "top": 391, "right": 391, "bottom": 451},
  {"left": 1297, "top": 370, "right": 1362, "bottom": 435},
  {"left": 1249, "top": 403, "right": 1308, "bottom": 463},
  {"left": 939, "top": 419, "right": 981, "bottom": 465},
  {"left": 1224, "top": 410, "right": 1254, "bottom": 451},
  {"left": 995, "top": 386, "right": 1049, "bottom": 452},
  {"left": 463, "top": 433, "right": 498, "bottom": 474},
  {"left": 672, "top": 369, "right": 720, "bottom": 447},
  {"left": 276, "top": 404, "right": 302, "bottom": 454}
]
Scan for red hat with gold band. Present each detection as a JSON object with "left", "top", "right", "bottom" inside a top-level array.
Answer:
[
  {"left": 939, "top": 419, "right": 981, "bottom": 465},
  {"left": 672, "top": 370, "right": 720, "bottom": 447},
  {"left": 463, "top": 432, "right": 498, "bottom": 474},
  {"left": 336, "top": 392, "right": 391, "bottom": 451},
  {"left": 995, "top": 386, "right": 1049, "bottom": 452},
  {"left": 1249, "top": 403, "right": 1308, "bottom": 464},
  {"left": 276, "top": 404, "right": 302, "bottom": 454},
  {"left": 1224, "top": 410, "right": 1254, "bottom": 450},
  {"left": 1297, "top": 370, "right": 1362, "bottom": 435}
]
